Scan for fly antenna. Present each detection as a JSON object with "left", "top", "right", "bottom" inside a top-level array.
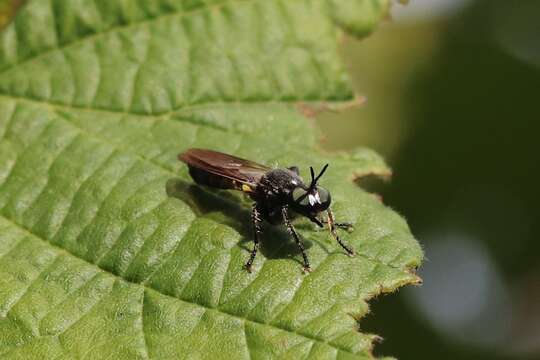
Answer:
[
  {"left": 314, "top": 164, "right": 329, "bottom": 183},
  {"left": 308, "top": 164, "right": 329, "bottom": 191},
  {"left": 309, "top": 166, "right": 316, "bottom": 187}
]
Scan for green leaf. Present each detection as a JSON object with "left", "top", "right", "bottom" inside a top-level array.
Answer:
[{"left": 0, "top": 0, "right": 422, "bottom": 359}]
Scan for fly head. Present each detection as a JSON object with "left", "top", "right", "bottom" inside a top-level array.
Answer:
[{"left": 290, "top": 164, "right": 331, "bottom": 217}]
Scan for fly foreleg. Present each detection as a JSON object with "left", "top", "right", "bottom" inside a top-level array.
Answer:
[
  {"left": 244, "top": 204, "right": 262, "bottom": 273},
  {"left": 308, "top": 216, "right": 324, "bottom": 228},
  {"left": 327, "top": 208, "right": 355, "bottom": 256},
  {"left": 310, "top": 215, "right": 352, "bottom": 231},
  {"left": 334, "top": 221, "right": 354, "bottom": 231}
]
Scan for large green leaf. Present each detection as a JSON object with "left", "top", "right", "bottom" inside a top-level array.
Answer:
[{"left": 0, "top": 0, "right": 422, "bottom": 359}]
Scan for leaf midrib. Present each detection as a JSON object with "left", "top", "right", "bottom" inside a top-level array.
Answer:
[{"left": 0, "top": 92, "right": 352, "bottom": 121}]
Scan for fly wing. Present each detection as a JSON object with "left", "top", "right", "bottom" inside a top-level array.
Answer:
[{"left": 178, "top": 148, "right": 270, "bottom": 188}]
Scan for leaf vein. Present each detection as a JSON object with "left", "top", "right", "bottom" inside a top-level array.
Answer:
[
  {"left": 49, "top": 146, "right": 117, "bottom": 241},
  {"left": 93, "top": 175, "right": 167, "bottom": 266},
  {"left": 20, "top": 132, "right": 81, "bottom": 227},
  {"left": 0, "top": 100, "right": 17, "bottom": 142},
  {"left": 139, "top": 290, "right": 151, "bottom": 360},
  {"left": 4, "top": 253, "right": 61, "bottom": 318},
  {"left": 37, "top": 272, "right": 101, "bottom": 334},
  {"left": 120, "top": 200, "right": 171, "bottom": 277}
]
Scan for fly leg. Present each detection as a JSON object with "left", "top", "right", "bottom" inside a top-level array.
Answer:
[
  {"left": 244, "top": 204, "right": 262, "bottom": 273},
  {"left": 282, "top": 207, "right": 312, "bottom": 273},
  {"left": 327, "top": 208, "right": 355, "bottom": 256},
  {"left": 334, "top": 222, "right": 354, "bottom": 231},
  {"left": 308, "top": 216, "right": 324, "bottom": 228},
  {"left": 310, "top": 215, "right": 352, "bottom": 231}
]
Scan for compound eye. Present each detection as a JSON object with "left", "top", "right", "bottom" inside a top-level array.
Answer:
[
  {"left": 317, "top": 187, "right": 331, "bottom": 209},
  {"left": 292, "top": 186, "right": 331, "bottom": 211},
  {"left": 292, "top": 187, "right": 310, "bottom": 207}
]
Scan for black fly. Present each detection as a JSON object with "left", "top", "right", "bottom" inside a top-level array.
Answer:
[{"left": 179, "top": 148, "right": 355, "bottom": 273}]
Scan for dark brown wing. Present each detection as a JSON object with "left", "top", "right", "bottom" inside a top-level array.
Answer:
[{"left": 178, "top": 148, "right": 270, "bottom": 190}]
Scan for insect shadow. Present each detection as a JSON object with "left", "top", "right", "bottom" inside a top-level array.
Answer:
[{"left": 165, "top": 178, "right": 329, "bottom": 264}]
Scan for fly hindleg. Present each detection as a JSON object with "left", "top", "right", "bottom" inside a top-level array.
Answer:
[{"left": 244, "top": 204, "right": 262, "bottom": 273}]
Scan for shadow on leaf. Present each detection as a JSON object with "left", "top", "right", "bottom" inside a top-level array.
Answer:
[{"left": 165, "top": 178, "right": 315, "bottom": 265}]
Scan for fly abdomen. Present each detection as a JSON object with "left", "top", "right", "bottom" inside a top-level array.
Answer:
[{"left": 187, "top": 165, "right": 239, "bottom": 190}]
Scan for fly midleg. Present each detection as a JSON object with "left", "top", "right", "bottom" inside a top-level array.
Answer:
[{"left": 282, "top": 206, "right": 311, "bottom": 272}]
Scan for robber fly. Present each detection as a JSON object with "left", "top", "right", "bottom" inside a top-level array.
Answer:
[{"left": 178, "top": 148, "right": 355, "bottom": 273}]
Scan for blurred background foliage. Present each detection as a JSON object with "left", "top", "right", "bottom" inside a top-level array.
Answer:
[
  {"left": 0, "top": 0, "right": 21, "bottom": 29},
  {"left": 1, "top": 0, "right": 538, "bottom": 359},
  {"left": 320, "top": 0, "right": 540, "bottom": 359}
]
